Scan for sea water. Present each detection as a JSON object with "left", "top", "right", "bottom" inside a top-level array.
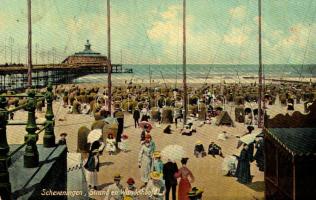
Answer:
[{"left": 73, "top": 64, "right": 316, "bottom": 83}]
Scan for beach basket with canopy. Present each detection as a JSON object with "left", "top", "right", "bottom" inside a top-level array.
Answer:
[
  {"left": 162, "top": 107, "right": 173, "bottom": 123},
  {"left": 198, "top": 103, "right": 207, "bottom": 121},
  {"left": 234, "top": 96, "right": 245, "bottom": 105},
  {"left": 161, "top": 144, "right": 187, "bottom": 162},
  {"left": 150, "top": 107, "right": 159, "bottom": 120},
  {"left": 235, "top": 106, "right": 245, "bottom": 123},
  {"left": 77, "top": 126, "right": 90, "bottom": 153}
]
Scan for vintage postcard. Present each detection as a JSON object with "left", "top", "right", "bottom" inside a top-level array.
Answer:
[{"left": 0, "top": 0, "right": 315, "bottom": 200}]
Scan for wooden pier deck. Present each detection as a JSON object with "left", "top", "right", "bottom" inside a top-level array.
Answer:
[{"left": 0, "top": 63, "right": 133, "bottom": 91}]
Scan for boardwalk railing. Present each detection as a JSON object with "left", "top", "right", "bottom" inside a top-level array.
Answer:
[{"left": 0, "top": 83, "right": 55, "bottom": 200}]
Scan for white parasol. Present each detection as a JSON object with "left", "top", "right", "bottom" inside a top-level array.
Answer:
[
  {"left": 239, "top": 130, "right": 262, "bottom": 145},
  {"left": 161, "top": 145, "right": 186, "bottom": 161},
  {"left": 87, "top": 129, "right": 102, "bottom": 144}
]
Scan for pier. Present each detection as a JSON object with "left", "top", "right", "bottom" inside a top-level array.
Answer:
[{"left": 0, "top": 63, "right": 132, "bottom": 91}]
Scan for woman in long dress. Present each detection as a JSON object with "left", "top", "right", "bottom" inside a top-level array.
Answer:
[
  {"left": 138, "top": 138, "right": 153, "bottom": 188},
  {"left": 236, "top": 144, "right": 252, "bottom": 184},
  {"left": 175, "top": 158, "right": 195, "bottom": 200},
  {"left": 84, "top": 148, "right": 99, "bottom": 190}
]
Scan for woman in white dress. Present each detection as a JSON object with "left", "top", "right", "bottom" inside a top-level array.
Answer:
[{"left": 138, "top": 138, "right": 153, "bottom": 188}]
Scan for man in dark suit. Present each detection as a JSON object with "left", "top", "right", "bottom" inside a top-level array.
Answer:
[
  {"left": 163, "top": 159, "right": 178, "bottom": 200},
  {"left": 133, "top": 108, "right": 140, "bottom": 128}
]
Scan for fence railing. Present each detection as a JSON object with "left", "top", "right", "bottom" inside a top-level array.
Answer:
[{"left": 0, "top": 83, "right": 55, "bottom": 200}]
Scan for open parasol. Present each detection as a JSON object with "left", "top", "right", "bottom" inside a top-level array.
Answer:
[
  {"left": 161, "top": 145, "right": 186, "bottom": 161},
  {"left": 139, "top": 121, "right": 153, "bottom": 131},
  {"left": 87, "top": 129, "right": 102, "bottom": 144},
  {"left": 238, "top": 130, "right": 262, "bottom": 147}
]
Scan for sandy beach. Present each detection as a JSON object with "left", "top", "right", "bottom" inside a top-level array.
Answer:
[{"left": 5, "top": 79, "right": 307, "bottom": 200}]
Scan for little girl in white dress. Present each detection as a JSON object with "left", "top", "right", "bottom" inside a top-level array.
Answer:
[{"left": 105, "top": 133, "right": 116, "bottom": 155}]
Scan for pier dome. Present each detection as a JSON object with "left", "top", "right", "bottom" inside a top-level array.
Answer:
[{"left": 62, "top": 40, "right": 108, "bottom": 65}]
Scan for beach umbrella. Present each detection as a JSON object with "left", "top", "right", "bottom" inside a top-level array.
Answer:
[
  {"left": 238, "top": 130, "right": 262, "bottom": 147},
  {"left": 139, "top": 121, "right": 153, "bottom": 131},
  {"left": 161, "top": 144, "right": 186, "bottom": 161},
  {"left": 87, "top": 129, "right": 102, "bottom": 144}
]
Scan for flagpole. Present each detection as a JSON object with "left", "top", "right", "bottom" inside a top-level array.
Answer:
[
  {"left": 182, "top": 0, "right": 188, "bottom": 126},
  {"left": 258, "top": 0, "right": 263, "bottom": 128},
  {"left": 27, "top": 0, "right": 32, "bottom": 87},
  {"left": 107, "top": 0, "right": 112, "bottom": 115}
]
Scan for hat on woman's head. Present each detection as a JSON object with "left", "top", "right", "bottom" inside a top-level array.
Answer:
[
  {"left": 145, "top": 134, "right": 151, "bottom": 139},
  {"left": 181, "top": 157, "right": 189, "bottom": 163},
  {"left": 126, "top": 178, "right": 135, "bottom": 185},
  {"left": 153, "top": 151, "right": 161, "bottom": 158},
  {"left": 195, "top": 140, "right": 202, "bottom": 145},
  {"left": 150, "top": 171, "right": 162, "bottom": 180},
  {"left": 60, "top": 133, "right": 67, "bottom": 137}
]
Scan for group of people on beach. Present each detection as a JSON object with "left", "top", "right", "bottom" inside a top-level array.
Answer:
[{"left": 53, "top": 82, "right": 314, "bottom": 199}]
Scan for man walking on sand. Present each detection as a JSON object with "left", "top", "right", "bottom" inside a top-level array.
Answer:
[{"left": 163, "top": 159, "right": 178, "bottom": 200}]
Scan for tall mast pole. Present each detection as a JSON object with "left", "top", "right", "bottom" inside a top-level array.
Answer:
[
  {"left": 183, "top": 0, "right": 188, "bottom": 126},
  {"left": 258, "top": 0, "right": 263, "bottom": 128},
  {"left": 27, "top": 0, "right": 32, "bottom": 87},
  {"left": 107, "top": 0, "right": 112, "bottom": 115}
]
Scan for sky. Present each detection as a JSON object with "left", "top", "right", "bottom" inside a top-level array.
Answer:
[{"left": 0, "top": 0, "right": 315, "bottom": 65}]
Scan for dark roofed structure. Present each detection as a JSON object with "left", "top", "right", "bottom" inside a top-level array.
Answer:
[
  {"left": 264, "top": 100, "right": 316, "bottom": 200},
  {"left": 266, "top": 128, "right": 316, "bottom": 156},
  {"left": 62, "top": 40, "right": 108, "bottom": 65}
]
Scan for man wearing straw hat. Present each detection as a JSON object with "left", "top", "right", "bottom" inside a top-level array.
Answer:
[
  {"left": 145, "top": 171, "right": 165, "bottom": 200},
  {"left": 106, "top": 174, "right": 124, "bottom": 200},
  {"left": 188, "top": 187, "right": 204, "bottom": 200}
]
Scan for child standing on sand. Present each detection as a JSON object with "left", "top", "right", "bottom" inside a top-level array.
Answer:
[
  {"left": 105, "top": 133, "right": 116, "bottom": 155},
  {"left": 119, "top": 134, "right": 129, "bottom": 152}
]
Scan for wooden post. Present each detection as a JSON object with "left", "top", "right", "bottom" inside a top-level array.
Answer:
[
  {"left": 258, "top": 0, "right": 263, "bottom": 128},
  {"left": 182, "top": 0, "right": 188, "bottom": 126},
  {"left": 107, "top": 0, "right": 112, "bottom": 115},
  {"left": 27, "top": 0, "right": 32, "bottom": 87},
  {"left": 0, "top": 97, "right": 12, "bottom": 199}
]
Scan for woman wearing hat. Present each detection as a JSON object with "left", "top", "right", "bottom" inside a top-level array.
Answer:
[
  {"left": 152, "top": 151, "right": 163, "bottom": 174},
  {"left": 235, "top": 144, "right": 252, "bottom": 184},
  {"left": 175, "top": 158, "right": 195, "bottom": 200},
  {"left": 254, "top": 135, "right": 264, "bottom": 171},
  {"left": 194, "top": 141, "right": 206, "bottom": 158},
  {"left": 145, "top": 171, "right": 165, "bottom": 200},
  {"left": 138, "top": 137, "right": 154, "bottom": 188},
  {"left": 124, "top": 178, "right": 138, "bottom": 200},
  {"left": 83, "top": 147, "right": 100, "bottom": 190}
]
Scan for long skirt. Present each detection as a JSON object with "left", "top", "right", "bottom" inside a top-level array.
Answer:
[
  {"left": 85, "top": 170, "right": 98, "bottom": 187},
  {"left": 178, "top": 178, "right": 191, "bottom": 200},
  {"left": 140, "top": 157, "right": 152, "bottom": 183}
]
